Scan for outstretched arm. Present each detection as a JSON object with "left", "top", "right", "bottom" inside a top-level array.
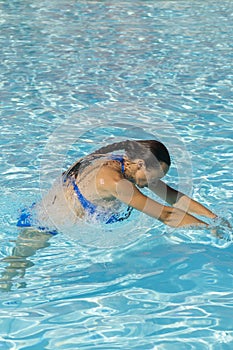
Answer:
[
  {"left": 149, "top": 180, "right": 217, "bottom": 219},
  {"left": 107, "top": 177, "right": 208, "bottom": 228}
]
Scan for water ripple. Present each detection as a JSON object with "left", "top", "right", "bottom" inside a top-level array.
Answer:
[{"left": 1, "top": 0, "right": 233, "bottom": 348}]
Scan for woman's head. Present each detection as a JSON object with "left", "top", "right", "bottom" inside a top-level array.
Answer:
[
  {"left": 94, "top": 139, "right": 171, "bottom": 169},
  {"left": 123, "top": 140, "right": 170, "bottom": 187},
  {"left": 131, "top": 140, "right": 171, "bottom": 169},
  {"left": 93, "top": 139, "right": 171, "bottom": 187}
]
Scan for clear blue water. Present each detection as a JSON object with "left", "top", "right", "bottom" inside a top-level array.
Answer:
[{"left": 0, "top": 0, "right": 233, "bottom": 349}]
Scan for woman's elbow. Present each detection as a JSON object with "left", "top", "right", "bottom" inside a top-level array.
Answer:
[
  {"left": 159, "top": 207, "right": 186, "bottom": 227},
  {"left": 159, "top": 207, "right": 175, "bottom": 226}
]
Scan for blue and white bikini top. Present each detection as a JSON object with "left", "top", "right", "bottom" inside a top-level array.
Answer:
[{"left": 64, "top": 154, "right": 133, "bottom": 224}]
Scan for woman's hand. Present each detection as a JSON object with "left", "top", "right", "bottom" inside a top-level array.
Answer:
[{"left": 210, "top": 217, "right": 232, "bottom": 241}]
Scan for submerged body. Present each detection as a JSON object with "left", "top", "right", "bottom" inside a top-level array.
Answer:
[
  {"left": 5, "top": 140, "right": 228, "bottom": 291},
  {"left": 35, "top": 154, "right": 133, "bottom": 229},
  {"left": 21, "top": 139, "right": 217, "bottom": 232}
]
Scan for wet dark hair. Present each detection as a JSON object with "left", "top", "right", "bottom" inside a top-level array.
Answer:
[
  {"left": 136, "top": 140, "right": 171, "bottom": 167},
  {"left": 92, "top": 139, "right": 171, "bottom": 169},
  {"left": 65, "top": 139, "right": 171, "bottom": 178}
]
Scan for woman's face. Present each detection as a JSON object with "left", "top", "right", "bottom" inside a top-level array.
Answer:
[{"left": 135, "top": 161, "right": 169, "bottom": 188}]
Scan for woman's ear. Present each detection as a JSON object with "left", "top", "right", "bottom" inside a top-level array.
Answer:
[{"left": 137, "top": 159, "right": 145, "bottom": 169}]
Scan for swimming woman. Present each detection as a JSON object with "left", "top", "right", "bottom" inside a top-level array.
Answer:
[
  {"left": 29, "top": 139, "right": 217, "bottom": 231},
  {"left": 0, "top": 139, "right": 222, "bottom": 290}
]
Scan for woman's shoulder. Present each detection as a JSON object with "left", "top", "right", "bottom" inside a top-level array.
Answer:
[{"left": 95, "top": 162, "right": 125, "bottom": 197}]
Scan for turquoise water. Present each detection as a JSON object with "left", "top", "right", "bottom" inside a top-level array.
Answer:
[{"left": 0, "top": 0, "right": 233, "bottom": 349}]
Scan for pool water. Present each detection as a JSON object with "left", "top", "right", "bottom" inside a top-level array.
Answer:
[{"left": 0, "top": 0, "right": 233, "bottom": 349}]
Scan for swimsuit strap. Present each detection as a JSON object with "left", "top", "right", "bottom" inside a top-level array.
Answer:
[
  {"left": 70, "top": 154, "right": 132, "bottom": 223},
  {"left": 110, "top": 154, "right": 125, "bottom": 174},
  {"left": 71, "top": 179, "right": 98, "bottom": 215},
  {"left": 71, "top": 154, "right": 125, "bottom": 214}
]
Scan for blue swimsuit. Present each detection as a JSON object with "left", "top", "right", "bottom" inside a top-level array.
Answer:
[
  {"left": 17, "top": 155, "right": 133, "bottom": 232},
  {"left": 16, "top": 203, "right": 58, "bottom": 235},
  {"left": 65, "top": 155, "right": 133, "bottom": 224}
]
